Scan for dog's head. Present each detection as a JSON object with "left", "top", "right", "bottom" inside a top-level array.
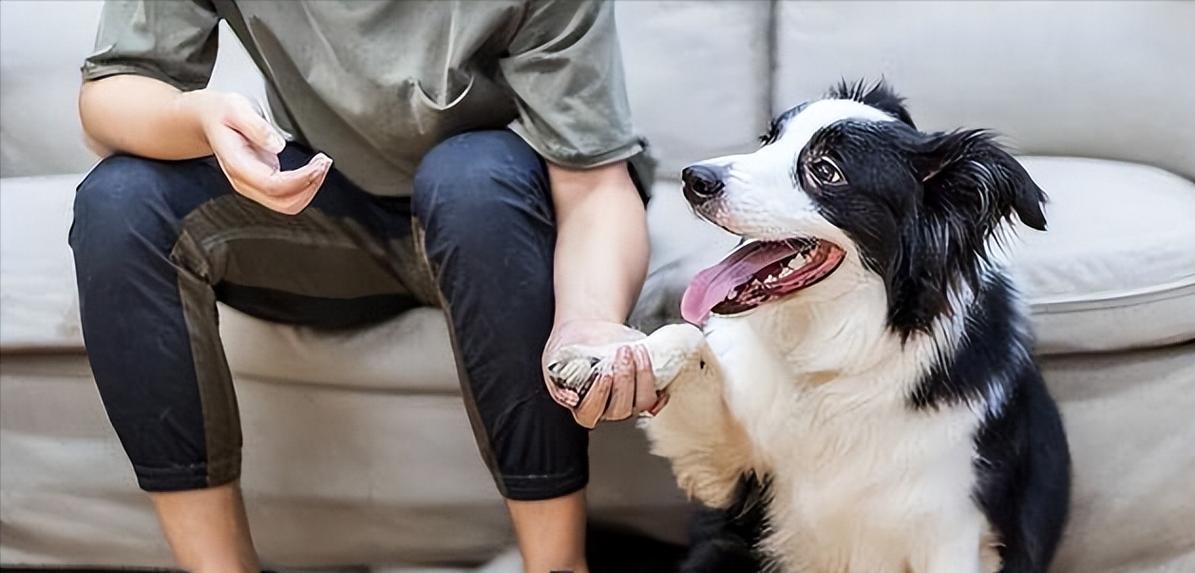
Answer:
[{"left": 680, "top": 80, "right": 1046, "bottom": 337}]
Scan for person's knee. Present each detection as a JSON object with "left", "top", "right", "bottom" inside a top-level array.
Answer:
[
  {"left": 71, "top": 155, "right": 180, "bottom": 269},
  {"left": 411, "top": 130, "right": 549, "bottom": 238}
]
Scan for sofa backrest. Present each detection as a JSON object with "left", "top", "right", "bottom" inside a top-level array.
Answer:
[
  {"left": 774, "top": 1, "right": 1195, "bottom": 181},
  {"left": 616, "top": 1, "right": 772, "bottom": 178},
  {"left": 3, "top": 1, "right": 1189, "bottom": 181},
  {"left": 0, "top": 1, "right": 103, "bottom": 177},
  {"left": 0, "top": 0, "right": 267, "bottom": 178}
]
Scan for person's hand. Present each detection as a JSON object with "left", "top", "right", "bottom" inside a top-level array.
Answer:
[
  {"left": 182, "top": 90, "right": 331, "bottom": 215},
  {"left": 543, "top": 319, "right": 666, "bottom": 428}
]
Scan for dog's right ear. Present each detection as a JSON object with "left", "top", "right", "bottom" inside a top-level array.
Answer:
[{"left": 912, "top": 130, "right": 1048, "bottom": 232}]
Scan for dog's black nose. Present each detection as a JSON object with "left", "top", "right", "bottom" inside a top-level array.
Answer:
[{"left": 682, "top": 164, "right": 726, "bottom": 206}]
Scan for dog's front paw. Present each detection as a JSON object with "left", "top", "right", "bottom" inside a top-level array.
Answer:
[{"left": 546, "top": 346, "right": 608, "bottom": 403}]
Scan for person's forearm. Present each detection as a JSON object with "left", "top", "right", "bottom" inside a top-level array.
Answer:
[
  {"left": 549, "top": 162, "right": 649, "bottom": 326},
  {"left": 79, "top": 75, "right": 212, "bottom": 159}
]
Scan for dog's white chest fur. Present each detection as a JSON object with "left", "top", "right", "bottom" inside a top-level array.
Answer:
[{"left": 701, "top": 316, "right": 998, "bottom": 573}]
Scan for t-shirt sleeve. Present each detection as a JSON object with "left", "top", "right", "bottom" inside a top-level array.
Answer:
[
  {"left": 81, "top": 0, "right": 220, "bottom": 91},
  {"left": 500, "top": 0, "right": 643, "bottom": 169}
]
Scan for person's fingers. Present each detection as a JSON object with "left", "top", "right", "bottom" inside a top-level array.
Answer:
[
  {"left": 631, "top": 344, "right": 658, "bottom": 414},
  {"left": 247, "top": 141, "right": 281, "bottom": 173},
  {"left": 265, "top": 180, "right": 321, "bottom": 216},
  {"left": 212, "top": 147, "right": 328, "bottom": 215},
  {"left": 212, "top": 127, "right": 330, "bottom": 200},
  {"left": 225, "top": 99, "right": 286, "bottom": 154},
  {"left": 235, "top": 152, "right": 330, "bottom": 199},
  {"left": 551, "top": 386, "right": 581, "bottom": 409},
  {"left": 603, "top": 347, "right": 635, "bottom": 421},
  {"left": 543, "top": 363, "right": 581, "bottom": 408},
  {"left": 647, "top": 392, "right": 670, "bottom": 417},
  {"left": 573, "top": 370, "right": 612, "bottom": 429}
]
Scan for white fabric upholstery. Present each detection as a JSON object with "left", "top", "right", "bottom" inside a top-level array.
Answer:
[
  {"left": 1045, "top": 344, "right": 1195, "bottom": 573},
  {"left": 0, "top": 1, "right": 267, "bottom": 178},
  {"left": 5, "top": 344, "right": 1190, "bottom": 570},
  {"left": 0, "top": 355, "right": 689, "bottom": 568},
  {"left": 0, "top": 1, "right": 100, "bottom": 177},
  {"left": 1014, "top": 157, "right": 1195, "bottom": 353},
  {"left": 616, "top": 0, "right": 772, "bottom": 177},
  {"left": 774, "top": 1, "right": 1195, "bottom": 181},
  {"left": 0, "top": 175, "right": 81, "bottom": 351}
]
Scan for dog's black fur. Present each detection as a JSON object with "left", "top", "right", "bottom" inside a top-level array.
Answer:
[{"left": 677, "top": 81, "right": 1070, "bottom": 573}]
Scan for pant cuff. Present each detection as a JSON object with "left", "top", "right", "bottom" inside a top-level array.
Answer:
[
  {"left": 132, "top": 454, "right": 241, "bottom": 492},
  {"left": 499, "top": 470, "right": 589, "bottom": 501}
]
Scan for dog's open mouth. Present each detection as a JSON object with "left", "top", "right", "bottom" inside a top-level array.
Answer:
[{"left": 681, "top": 238, "right": 845, "bottom": 324}]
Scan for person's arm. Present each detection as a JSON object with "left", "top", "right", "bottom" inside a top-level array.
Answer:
[
  {"left": 79, "top": 76, "right": 329, "bottom": 215},
  {"left": 498, "top": 1, "right": 660, "bottom": 426},
  {"left": 542, "top": 161, "right": 660, "bottom": 428},
  {"left": 79, "top": 0, "right": 329, "bottom": 215},
  {"left": 80, "top": 74, "right": 226, "bottom": 159},
  {"left": 549, "top": 161, "right": 648, "bottom": 327}
]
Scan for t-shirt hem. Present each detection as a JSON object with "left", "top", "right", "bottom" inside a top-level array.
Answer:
[
  {"left": 80, "top": 62, "right": 207, "bottom": 92},
  {"left": 507, "top": 123, "right": 645, "bottom": 170}
]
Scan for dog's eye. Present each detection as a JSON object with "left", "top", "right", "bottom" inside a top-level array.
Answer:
[{"left": 809, "top": 158, "right": 844, "bottom": 185}]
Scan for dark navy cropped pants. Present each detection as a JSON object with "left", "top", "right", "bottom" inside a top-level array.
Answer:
[{"left": 70, "top": 130, "right": 590, "bottom": 500}]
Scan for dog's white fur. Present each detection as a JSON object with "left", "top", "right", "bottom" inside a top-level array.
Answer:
[{"left": 554, "top": 99, "right": 1012, "bottom": 572}]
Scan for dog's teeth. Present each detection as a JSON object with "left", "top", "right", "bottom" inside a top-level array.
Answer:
[{"left": 779, "top": 267, "right": 794, "bottom": 278}]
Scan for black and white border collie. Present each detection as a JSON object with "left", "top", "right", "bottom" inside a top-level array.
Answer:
[{"left": 550, "top": 81, "right": 1070, "bottom": 572}]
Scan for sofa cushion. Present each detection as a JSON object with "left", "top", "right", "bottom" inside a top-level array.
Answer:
[
  {"left": 616, "top": 0, "right": 772, "bottom": 177},
  {"left": 2, "top": 159, "right": 1192, "bottom": 387},
  {"left": 1013, "top": 158, "right": 1195, "bottom": 353},
  {"left": 0, "top": 175, "right": 83, "bottom": 351},
  {"left": 773, "top": 0, "right": 1195, "bottom": 181}
]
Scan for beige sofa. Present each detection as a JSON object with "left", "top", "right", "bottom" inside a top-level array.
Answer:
[{"left": 2, "top": 1, "right": 1193, "bottom": 570}]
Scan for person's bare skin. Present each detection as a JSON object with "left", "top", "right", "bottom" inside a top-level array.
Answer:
[{"left": 80, "top": 75, "right": 657, "bottom": 573}]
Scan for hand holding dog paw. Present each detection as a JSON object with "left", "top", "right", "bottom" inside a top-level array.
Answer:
[{"left": 543, "top": 320, "right": 663, "bottom": 428}]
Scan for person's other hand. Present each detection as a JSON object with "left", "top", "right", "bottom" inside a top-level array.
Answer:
[
  {"left": 183, "top": 90, "right": 331, "bottom": 214},
  {"left": 543, "top": 319, "right": 665, "bottom": 428}
]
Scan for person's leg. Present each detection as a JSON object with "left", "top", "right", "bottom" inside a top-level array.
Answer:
[
  {"left": 70, "top": 149, "right": 419, "bottom": 572},
  {"left": 413, "top": 130, "right": 591, "bottom": 573},
  {"left": 71, "top": 154, "right": 260, "bottom": 572},
  {"left": 152, "top": 485, "right": 258, "bottom": 572}
]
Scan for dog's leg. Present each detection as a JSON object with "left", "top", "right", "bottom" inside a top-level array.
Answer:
[
  {"left": 644, "top": 341, "right": 752, "bottom": 509},
  {"left": 636, "top": 325, "right": 755, "bottom": 509},
  {"left": 547, "top": 323, "right": 753, "bottom": 508}
]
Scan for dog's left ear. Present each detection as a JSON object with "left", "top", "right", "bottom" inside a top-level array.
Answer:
[{"left": 913, "top": 130, "right": 1047, "bottom": 231}]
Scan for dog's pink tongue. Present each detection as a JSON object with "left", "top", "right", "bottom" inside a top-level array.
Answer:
[{"left": 681, "top": 242, "right": 789, "bottom": 325}]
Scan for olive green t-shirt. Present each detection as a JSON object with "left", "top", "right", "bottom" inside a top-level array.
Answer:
[{"left": 82, "top": 0, "right": 647, "bottom": 197}]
